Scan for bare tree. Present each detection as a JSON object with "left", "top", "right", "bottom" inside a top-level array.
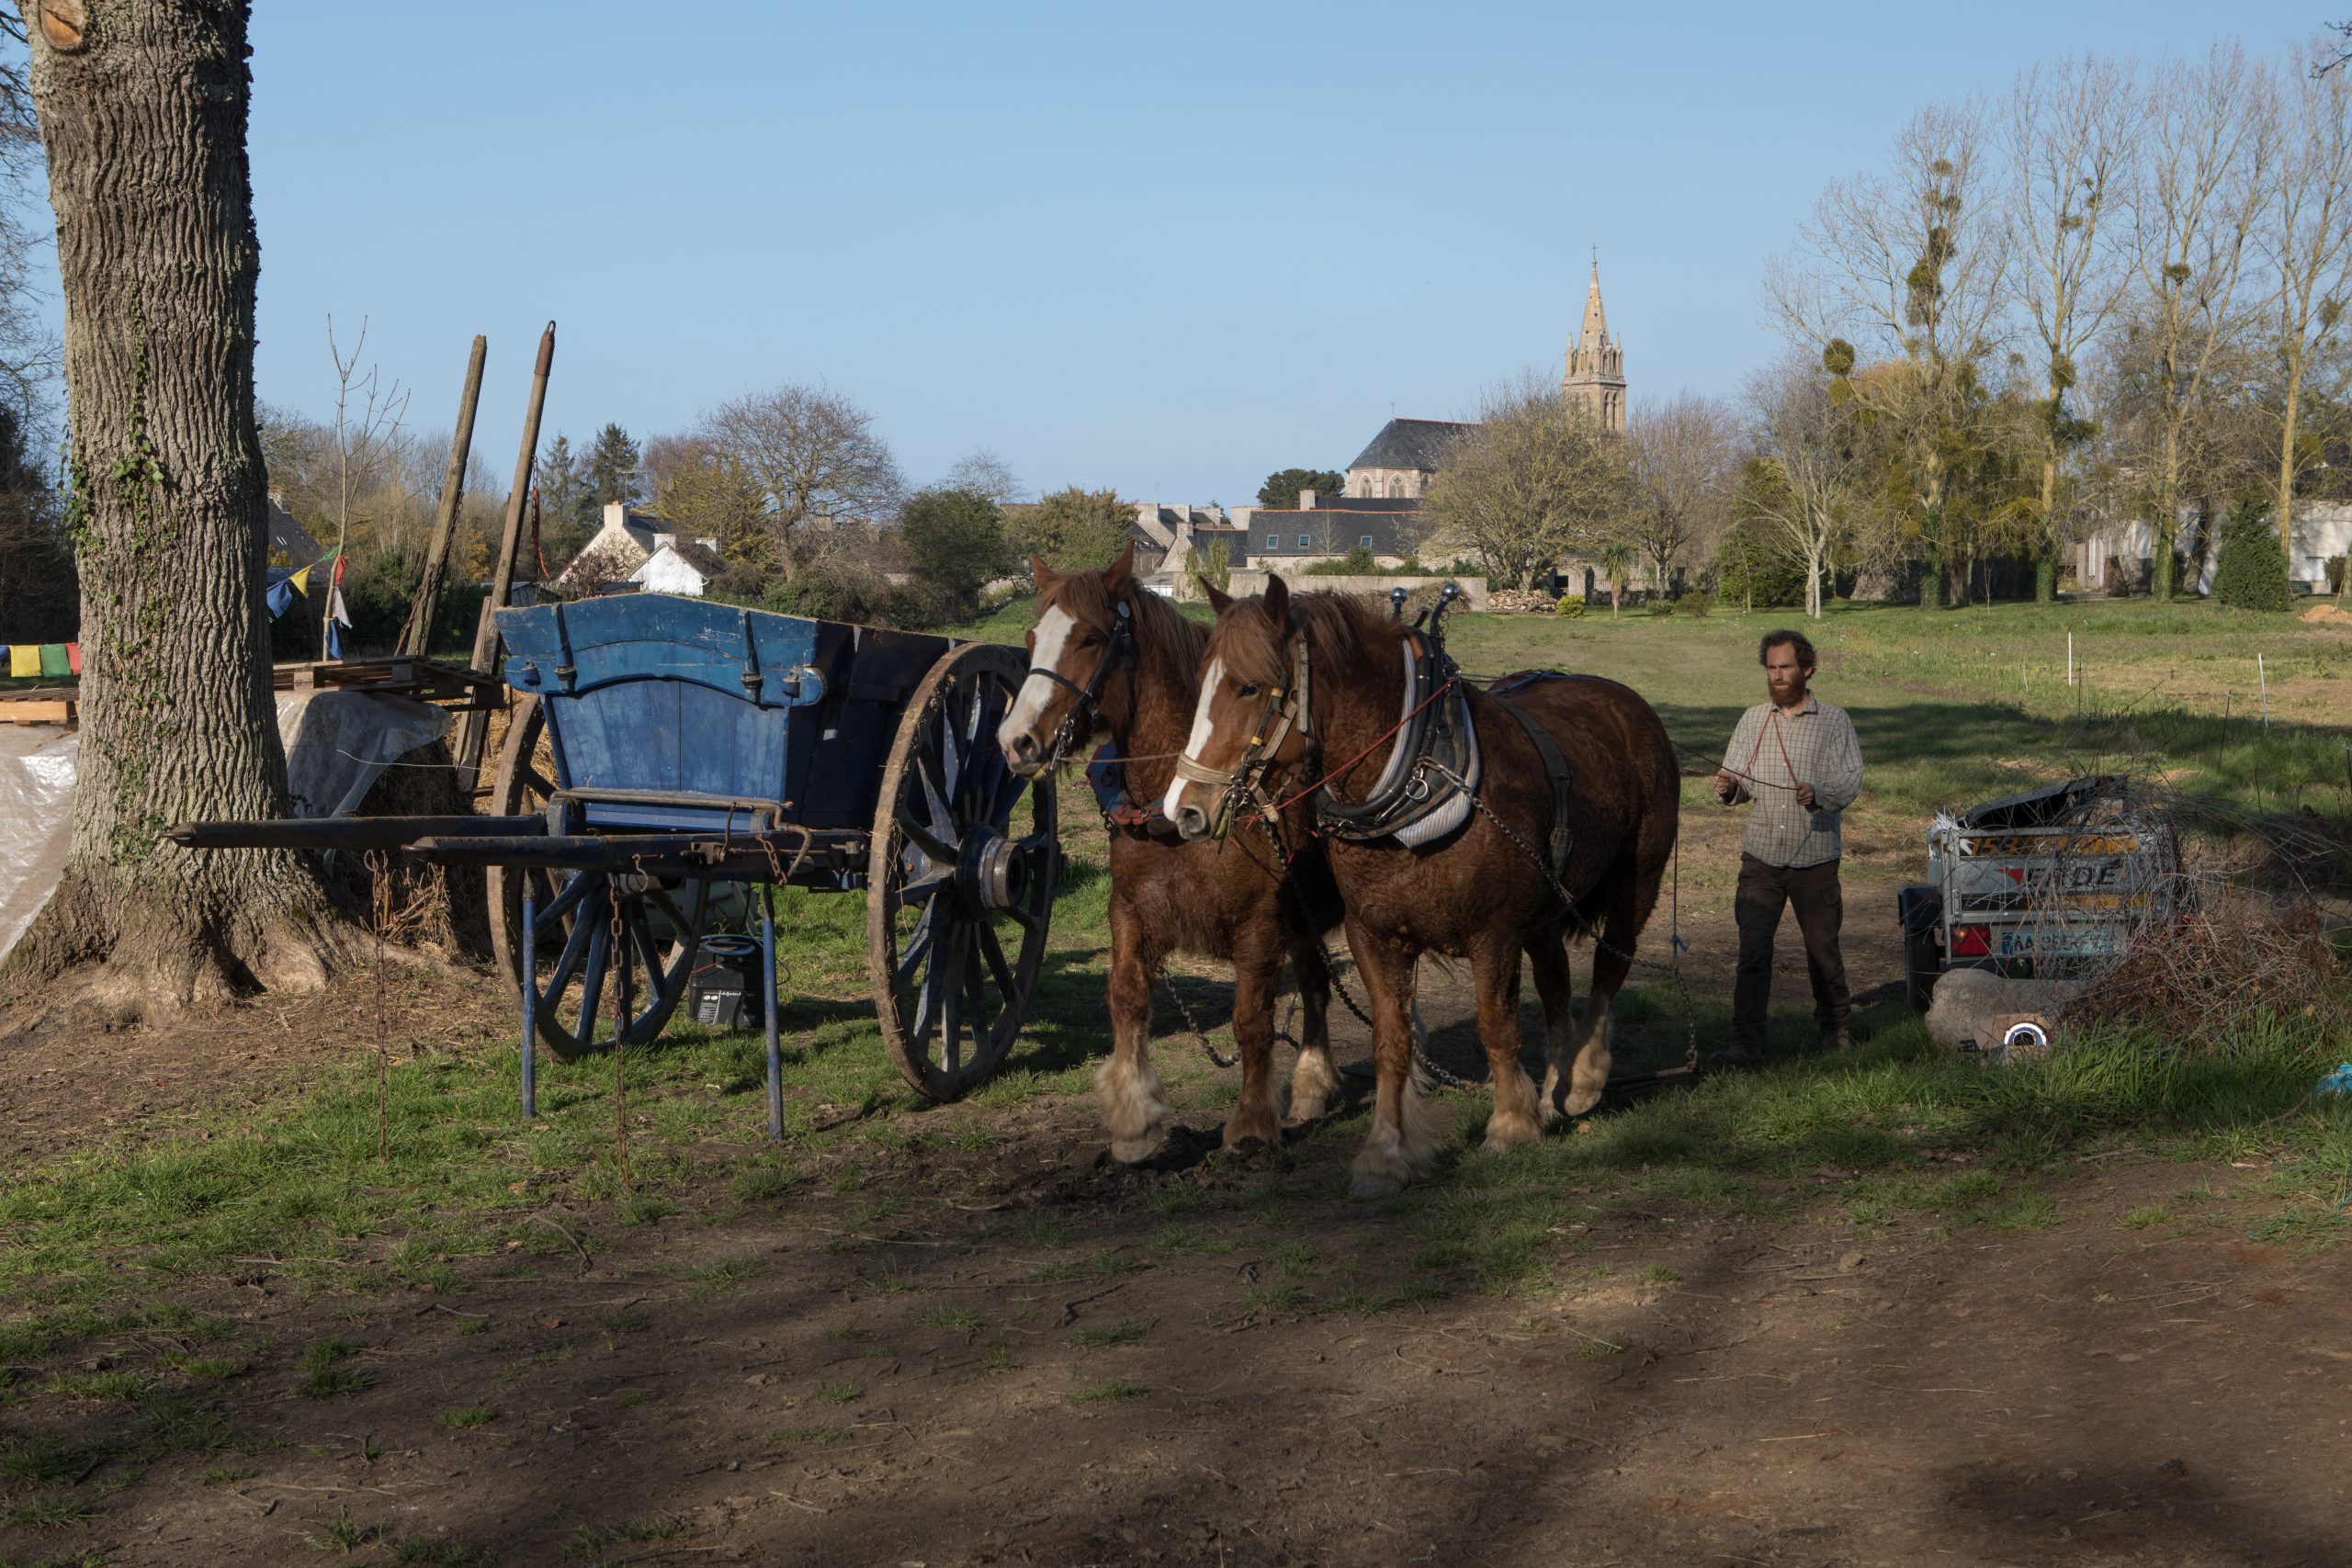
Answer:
[
  {"left": 2002, "top": 52, "right": 2138, "bottom": 601},
  {"left": 1623, "top": 391, "right": 1738, "bottom": 592},
  {"left": 2121, "top": 43, "right": 2278, "bottom": 598},
  {"left": 642, "top": 430, "right": 766, "bottom": 560},
  {"left": 318, "top": 315, "right": 407, "bottom": 651},
  {"left": 1742, "top": 356, "right": 1878, "bottom": 619},
  {"left": 8, "top": 0, "right": 338, "bottom": 1004},
  {"left": 1420, "top": 374, "right": 1626, "bottom": 592},
  {"left": 2261, "top": 39, "right": 2352, "bottom": 562},
  {"left": 701, "top": 383, "right": 903, "bottom": 581},
  {"left": 0, "top": 11, "right": 52, "bottom": 416},
  {"left": 1771, "top": 100, "right": 2008, "bottom": 607},
  {"left": 942, "top": 447, "right": 1023, "bottom": 506}
]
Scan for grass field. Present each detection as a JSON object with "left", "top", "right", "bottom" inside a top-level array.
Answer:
[
  {"left": 1, "top": 592, "right": 2347, "bottom": 1562},
  {"left": 1, "top": 594, "right": 2342, "bottom": 1307}
]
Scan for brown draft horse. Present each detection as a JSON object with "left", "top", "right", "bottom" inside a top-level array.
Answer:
[
  {"left": 1164, "top": 577, "right": 1679, "bottom": 1197},
  {"left": 996, "top": 545, "right": 1343, "bottom": 1159}
]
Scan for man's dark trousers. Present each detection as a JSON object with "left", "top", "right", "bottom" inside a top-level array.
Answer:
[{"left": 1731, "top": 853, "right": 1850, "bottom": 1055}]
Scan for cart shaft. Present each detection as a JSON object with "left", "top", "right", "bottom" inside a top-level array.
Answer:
[{"left": 166, "top": 815, "right": 547, "bottom": 852}]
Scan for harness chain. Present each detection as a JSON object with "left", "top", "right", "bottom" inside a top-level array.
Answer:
[
  {"left": 1425, "top": 758, "right": 1701, "bottom": 1082},
  {"left": 1243, "top": 810, "right": 1489, "bottom": 1092}
]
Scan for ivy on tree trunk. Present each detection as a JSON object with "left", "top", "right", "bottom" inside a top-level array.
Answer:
[{"left": 6, "top": 0, "right": 335, "bottom": 1007}]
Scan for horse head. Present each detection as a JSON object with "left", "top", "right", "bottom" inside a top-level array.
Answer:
[
  {"left": 997, "top": 540, "right": 1137, "bottom": 777},
  {"left": 1163, "top": 573, "right": 1315, "bottom": 840}
]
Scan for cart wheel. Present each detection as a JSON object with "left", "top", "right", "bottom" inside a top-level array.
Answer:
[
  {"left": 489, "top": 695, "right": 715, "bottom": 1063},
  {"left": 869, "top": 642, "right": 1060, "bottom": 1100}
]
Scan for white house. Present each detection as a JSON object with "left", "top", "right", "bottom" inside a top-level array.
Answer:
[
  {"left": 2076, "top": 501, "right": 2352, "bottom": 594},
  {"left": 554, "top": 502, "right": 666, "bottom": 591},
  {"left": 628, "top": 536, "right": 726, "bottom": 597}
]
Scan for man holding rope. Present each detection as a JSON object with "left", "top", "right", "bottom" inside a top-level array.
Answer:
[{"left": 1709, "top": 629, "right": 1864, "bottom": 1069}]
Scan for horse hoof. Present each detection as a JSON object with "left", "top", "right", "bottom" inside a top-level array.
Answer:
[
  {"left": 1560, "top": 1085, "right": 1603, "bottom": 1118},
  {"left": 1285, "top": 1090, "right": 1329, "bottom": 1124},
  {"left": 1221, "top": 1117, "right": 1281, "bottom": 1154},
  {"left": 1483, "top": 1111, "right": 1542, "bottom": 1151},
  {"left": 1349, "top": 1169, "right": 1408, "bottom": 1200},
  {"left": 1110, "top": 1130, "right": 1169, "bottom": 1165}
]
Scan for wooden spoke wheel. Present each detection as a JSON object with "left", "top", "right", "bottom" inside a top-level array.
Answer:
[
  {"left": 489, "top": 695, "right": 715, "bottom": 1063},
  {"left": 868, "top": 642, "right": 1060, "bottom": 1100}
]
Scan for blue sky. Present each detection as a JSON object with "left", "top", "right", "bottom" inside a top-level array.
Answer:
[{"left": 238, "top": 1, "right": 2324, "bottom": 505}]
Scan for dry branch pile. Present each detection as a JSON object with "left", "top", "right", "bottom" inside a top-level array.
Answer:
[{"left": 2064, "top": 890, "right": 2347, "bottom": 1041}]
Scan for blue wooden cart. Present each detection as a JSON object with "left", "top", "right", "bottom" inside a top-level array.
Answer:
[{"left": 170, "top": 595, "right": 1063, "bottom": 1129}]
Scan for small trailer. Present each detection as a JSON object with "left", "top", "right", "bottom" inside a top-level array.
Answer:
[
  {"left": 171, "top": 594, "right": 1064, "bottom": 1129},
  {"left": 1896, "top": 775, "right": 2182, "bottom": 1010}
]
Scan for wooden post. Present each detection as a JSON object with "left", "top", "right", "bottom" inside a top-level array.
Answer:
[
  {"left": 455, "top": 321, "right": 555, "bottom": 791},
  {"left": 397, "top": 335, "right": 488, "bottom": 659}
]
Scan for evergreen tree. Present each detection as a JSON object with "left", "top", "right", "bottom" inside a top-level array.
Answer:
[
  {"left": 534, "top": 433, "right": 594, "bottom": 564},
  {"left": 0, "top": 400, "right": 74, "bottom": 641},
  {"left": 588, "top": 423, "right": 641, "bottom": 509},
  {"left": 1004, "top": 486, "right": 1132, "bottom": 571},
  {"left": 898, "top": 487, "right": 1009, "bottom": 622},
  {"left": 1257, "top": 468, "right": 1345, "bottom": 509},
  {"left": 2210, "top": 490, "right": 2290, "bottom": 611}
]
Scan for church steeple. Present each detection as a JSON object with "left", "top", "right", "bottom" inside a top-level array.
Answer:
[{"left": 1563, "top": 254, "right": 1626, "bottom": 435}]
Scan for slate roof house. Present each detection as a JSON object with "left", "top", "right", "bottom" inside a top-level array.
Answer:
[
  {"left": 628, "top": 536, "right": 728, "bottom": 597},
  {"left": 1341, "top": 419, "right": 1477, "bottom": 501},
  {"left": 556, "top": 502, "right": 724, "bottom": 596},
  {"left": 1247, "top": 493, "right": 1427, "bottom": 565}
]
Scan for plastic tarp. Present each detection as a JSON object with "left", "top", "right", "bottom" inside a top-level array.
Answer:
[
  {"left": 0, "top": 690, "right": 449, "bottom": 964},
  {"left": 0, "top": 726, "right": 78, "bottom": 965}
]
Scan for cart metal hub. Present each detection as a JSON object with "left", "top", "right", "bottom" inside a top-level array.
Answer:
[{"left": 962, "top": 828, "right": 1030, "bottom": 913}]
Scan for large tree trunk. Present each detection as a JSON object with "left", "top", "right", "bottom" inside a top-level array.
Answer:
[{"left": 6, "top": 0, "right": 337, "bottom": 1009}]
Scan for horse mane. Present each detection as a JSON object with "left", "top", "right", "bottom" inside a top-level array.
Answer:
[
  {"left": 1042, "top": 568, "right": 1207, "bottom": 695},
  {"left": 1216, "top": 587, "right": 1403, "bottom": 690}
]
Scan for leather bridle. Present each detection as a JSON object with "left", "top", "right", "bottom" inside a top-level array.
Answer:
[
  {"left": 1171, "top": 631, "right": 1313, "bottom": 835},
  {"left": 1028, "top": 600, "right": 1134, "bottom": 767}
]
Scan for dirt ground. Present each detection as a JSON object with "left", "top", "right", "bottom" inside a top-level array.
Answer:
[
  {"left": 6, "top": 1094, "right": 2343, "bottom": 1567},
  {"left": 7, "top": 805, "right": 2348, "bottom": 1566}
]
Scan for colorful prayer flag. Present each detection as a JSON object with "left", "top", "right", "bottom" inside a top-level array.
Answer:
[
  {"left": 7, "top": 645, "right": 38, "bottom": 678},
  {"left": 65, "top": 642, "right": 80, "bottom": 674},
  {"left": 38, "top": 644, "right": 67, "bottom": 678}
]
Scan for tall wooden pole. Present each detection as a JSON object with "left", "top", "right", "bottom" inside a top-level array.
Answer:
[
  {"left": 455, "top": 321, "right": 554, "bottom": 790},
  {"left": 397, "top": 334, "right": 488, "bottom": 659}
]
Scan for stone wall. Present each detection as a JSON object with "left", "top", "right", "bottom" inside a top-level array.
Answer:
[{"left": 1216, "top": 570, "right": 1489, "bottom": 612}]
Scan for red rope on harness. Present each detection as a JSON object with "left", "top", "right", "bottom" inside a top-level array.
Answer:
[
  {"left": 1737, "top": 706, "right": 1804, "bottom": 795},
  {"left": 1256, "top": 673, "right": 1461, "bottom": 818}
]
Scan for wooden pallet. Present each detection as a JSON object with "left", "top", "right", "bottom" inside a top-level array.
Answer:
[
  {"left": 0, "top": 689, "right": 74, "bottom": 724},
  {"left": 272, "top": 657, "right": 506, "bottom": 711}
]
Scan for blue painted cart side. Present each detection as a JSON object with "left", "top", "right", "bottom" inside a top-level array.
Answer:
[{"left": 497, "top": 596, "right": 953, "bottom": 832}]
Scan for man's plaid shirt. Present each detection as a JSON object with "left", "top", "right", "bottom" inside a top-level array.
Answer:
[{"left": 1718, "top": 694, "right": 1864, "bottom": 868}]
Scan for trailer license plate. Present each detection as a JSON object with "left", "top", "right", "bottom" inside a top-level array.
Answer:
[{"left": 1996, "top": 929, "right": 2118, "bottom": 958}]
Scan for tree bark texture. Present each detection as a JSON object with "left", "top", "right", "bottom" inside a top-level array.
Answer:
[{"left": 8, "top": 0, "right": 334, "bottom": 1005}]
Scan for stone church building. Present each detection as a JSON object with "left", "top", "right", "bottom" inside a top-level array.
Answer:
[
  {"left": 1147, "top": 264, "right": 1634, "bottom": 578},
  {"left": 1560, "top": 258, "right": 1626, "bottom": 434}
]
